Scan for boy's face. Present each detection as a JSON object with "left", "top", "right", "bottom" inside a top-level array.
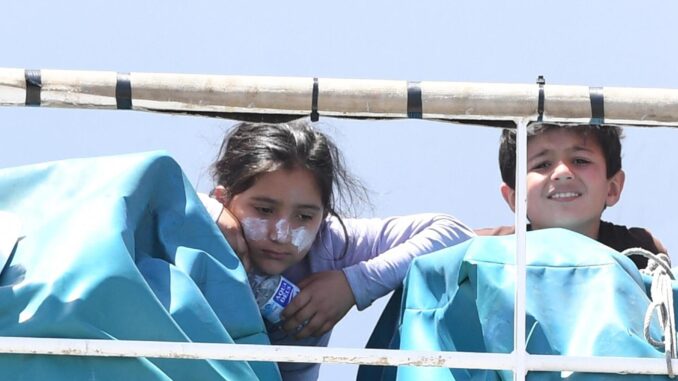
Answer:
[{"left": 501, "top": 128, "right": 625, "bottom": 237}]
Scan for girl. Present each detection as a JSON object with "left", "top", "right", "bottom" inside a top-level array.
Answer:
[{"left": 200, "top": 119, "right": 474, "bottom": 381}]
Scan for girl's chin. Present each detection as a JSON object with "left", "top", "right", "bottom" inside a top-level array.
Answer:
[{"left": 251, "top": 261, "right": 287, "bottom": 276}]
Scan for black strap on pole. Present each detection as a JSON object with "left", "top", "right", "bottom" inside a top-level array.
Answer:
[
  {"left": 407, "top": 81, "right": 422, "bottom": 119},
  {"left": 310, "top": 77, "right": 319, "bottom": 122},
  {"left": 536, "top": 75, "right": 546, "bottom": 122},
  {"left": 116, "top": 72, "right": 133, "bottom": 110},
  {"left": 24, "top": 69, "right": 42, "bottom": 106},
  {"left": 589, "top": 86, "right": 605, "bottom": 125}
]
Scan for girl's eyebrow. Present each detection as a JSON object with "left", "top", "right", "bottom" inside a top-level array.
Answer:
[
  {"left": 298, "top": 204, "right": 322, "bottom": 212},
  {"left": 251, "top": 196, "right": 279, "bottom": 204},
  {"left": 251, "top": 196, "right": 322, "bottom": 211}
]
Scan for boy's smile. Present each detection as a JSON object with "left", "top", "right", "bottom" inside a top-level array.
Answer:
[
  {"left": 501, "top": 128, "right": 625, "bottom": 239},
  {"left": 548, "top": 191, "right": 581, "bottom": 200}
]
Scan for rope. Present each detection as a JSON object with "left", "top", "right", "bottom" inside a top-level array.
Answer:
[{"left": 623, "top": 248, "right": 676, "bottom": 378}]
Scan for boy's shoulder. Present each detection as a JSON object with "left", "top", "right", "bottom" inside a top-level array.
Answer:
[
  {"left": 474, "top": 221, "right": 668, "bottom": 255},
  {"left": 474, "top": 225, "right": 516, "bottom": 236},
  {"left": 598, "top": 221, "right": 668, "bottom": 255}
]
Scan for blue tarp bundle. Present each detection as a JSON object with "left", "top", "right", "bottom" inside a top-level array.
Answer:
[
  {"left": 0, "top": 151, "right": 280, "bottom": 381},
  {"left": 396, "top": 229, "right": 672, "bottom": 380}
]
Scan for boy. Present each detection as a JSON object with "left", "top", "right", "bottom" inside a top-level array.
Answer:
[{"left": 476, "top": 123, "right": 667, "bottom": 269}]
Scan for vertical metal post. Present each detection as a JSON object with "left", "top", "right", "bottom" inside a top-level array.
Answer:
[{"left": 513, "top": 119, "right": 529, "bottom": 380}]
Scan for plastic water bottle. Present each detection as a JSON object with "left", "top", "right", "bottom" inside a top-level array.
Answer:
[{"left": 249, "top": 273, "right": 300, "bottom": 324}]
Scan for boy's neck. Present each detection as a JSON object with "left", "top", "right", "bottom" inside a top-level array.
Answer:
[
  {"left": 531, "top": 220, "right": 601, "bottom": 241},
  {"left": 570, "top": 222, "right": 601, "bottom": 241}
]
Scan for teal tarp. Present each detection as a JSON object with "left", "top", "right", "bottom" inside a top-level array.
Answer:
[
  {"left": 397, "top": 229, "right": 671, "bottom": 380},
  {"left": 0, "top": 152, "right": 280, "bottom": 381}
]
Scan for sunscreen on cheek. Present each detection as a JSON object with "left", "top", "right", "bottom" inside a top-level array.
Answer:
[
  {"left": 290, "top": 227, "right": 315, "bottom": 253},
  {"left": 241, "top": 217, "right": 268, "bottom": 241}
]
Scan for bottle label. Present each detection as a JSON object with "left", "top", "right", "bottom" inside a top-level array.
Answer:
[{"left": 261, "top": 277, "right": 300, "bottom": 324}]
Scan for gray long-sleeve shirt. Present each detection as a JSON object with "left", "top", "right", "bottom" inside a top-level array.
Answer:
[{"left": 199, "top": 195, "right": 474, "bottom": 380}]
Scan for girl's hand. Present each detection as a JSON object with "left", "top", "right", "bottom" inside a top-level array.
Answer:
[
  {"left": 215, "top": 206, "right": 251, "bottom": 272},
  {"left": 280, "top": 270, "right": 356, "bottom": 339}
]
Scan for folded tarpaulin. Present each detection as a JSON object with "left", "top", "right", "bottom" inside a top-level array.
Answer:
[
  {"left": 397, "top": 228, "right": 670, "bottom": 381},
  {"left": 0, "top": 151, "right": 281, "bottom": 381}
]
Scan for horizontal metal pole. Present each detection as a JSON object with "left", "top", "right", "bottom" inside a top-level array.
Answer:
[
  {"left": 0, "top": 337, "right": 674, "bottom": 375},
  {"left": 0, "top": 337, "right": 513, "bottom": 369},
  {"left": 527, "top": 354, "right": 673, "bottom": 375},
  {"left": 2, "top": 67, "right": 678, "bottom": 127}
]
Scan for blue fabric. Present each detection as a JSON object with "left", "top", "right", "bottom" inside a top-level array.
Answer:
[
  {"left": 356, "top": 286, "right": 402, "bottom": 381},
  {"left": 0, "top": 151, "right": 280, "bottom": 381},
  {"left": 397, "top": 229, "right": 671, "bottom": 381}
]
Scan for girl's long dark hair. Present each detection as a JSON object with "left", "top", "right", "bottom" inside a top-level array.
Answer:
[{"left": 211, "top": 119, "right": 368, "bottom": 258}]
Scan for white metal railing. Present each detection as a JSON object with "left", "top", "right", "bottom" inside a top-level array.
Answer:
[
  {"left": 2, "top": 68, "right": 678, "bottom": 128},
  {"left": 513, "top": 119, "right": 529, "bottom": 380},
  {"left": 0, "top": 336, "right": 676, "bottom": 375},
  {"left": 0, "top": 68, "right": 676, "bottom": 378}
]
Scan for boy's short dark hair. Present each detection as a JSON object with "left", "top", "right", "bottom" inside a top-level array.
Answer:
[{"left": 499, "top": 123, "right": 623, "bottom": 189}]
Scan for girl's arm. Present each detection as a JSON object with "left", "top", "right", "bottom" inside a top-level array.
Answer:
[
  {"left": 336, "top": 213, "right": 475, "bottom": 310},
  {"left": 280, "top": 213, "right": 474, "bottom": 339},
  {"left": 197, "top": 193, "right": 251, "bottom": 271}
]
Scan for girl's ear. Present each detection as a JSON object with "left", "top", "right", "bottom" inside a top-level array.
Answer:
[
  {"left": 605, "top": 169, "right": 625, "bottom": 207},
  {"left": 213, "top": 185, "right": 231, "bottom": 207},
  {"left": 500, "top": 183, "right": 517, "bottom": 212}
]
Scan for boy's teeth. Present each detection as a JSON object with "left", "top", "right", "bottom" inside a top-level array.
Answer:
[{"left": 551, "top": 192, "right": 579, "bottom": 199}]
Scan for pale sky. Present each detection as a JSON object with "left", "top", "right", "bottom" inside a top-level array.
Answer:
[{"left": 3, "top": 1, "right": 678, "bottom": 379}]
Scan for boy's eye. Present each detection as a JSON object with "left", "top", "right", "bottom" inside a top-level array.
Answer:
[
  {"left": 531, "top": 161, "right": 551, "bottom": 171},
  {"left": 573, "top": 158, "right": 591, "bottom": 165}
]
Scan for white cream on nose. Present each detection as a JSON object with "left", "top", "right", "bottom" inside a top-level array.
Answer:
[
  {"left": 241, "top": 217, "right": 315, "bottom": 252},
  {"left": 273, "top": 219, "right": 291, "bottom": 242}
]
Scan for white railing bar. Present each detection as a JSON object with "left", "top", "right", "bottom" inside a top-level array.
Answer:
[
  {"left": 0, "top": 337, "right": 514, "bottom": 370},
  {"left": 3, "top": 68, "right": 678, "bottom": 127},
  {"left": 0, "top": 337, "right": 675, "bottom": 375},
  {"left": 513, "top": 118, "right": 529, "bottom": 380},
  {"left": 525, "top": 354, "right": 674, "bottom": 374}
]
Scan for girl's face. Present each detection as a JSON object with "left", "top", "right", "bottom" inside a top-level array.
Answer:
[{"left": 222, "top": 167, "right": 325, "bottom": 275}]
